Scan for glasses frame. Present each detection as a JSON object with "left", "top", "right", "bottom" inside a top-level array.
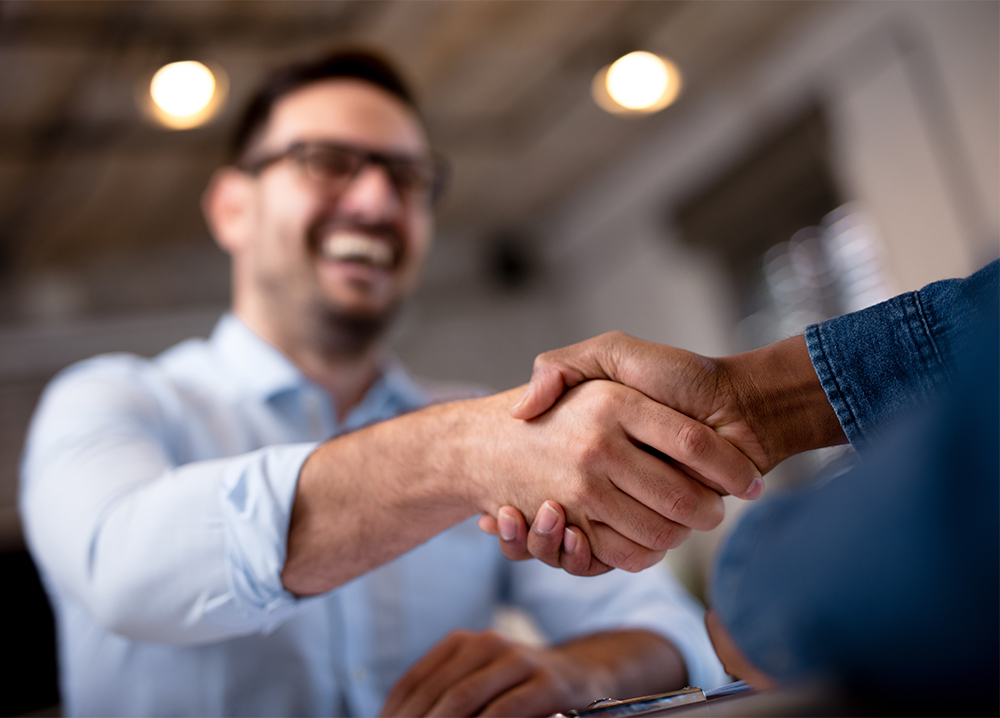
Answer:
[{"left": 238, "top": 140, "right": 450, "bottom": 206}]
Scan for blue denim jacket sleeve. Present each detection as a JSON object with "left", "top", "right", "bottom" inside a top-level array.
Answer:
[
  {"left": 805, "top": 260, "right": 998, "bottom": 451},
  {"left": 711, "top": 273, "right": 999, "bottom": 709}
]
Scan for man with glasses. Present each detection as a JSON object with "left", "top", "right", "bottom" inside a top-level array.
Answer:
[{"left": 21, "top": 52, "right": 736, "bottom": 716}]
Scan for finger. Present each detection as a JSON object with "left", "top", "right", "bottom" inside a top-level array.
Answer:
[
  {"left": 640, "top": 442, "right": 728, "bottom": 496},
  {"left": 557, "top": 526, "right": 611, "bottom": 577},
  {"left": 524, "top": 503, "right": 610, "bottom": 576},
  {"left": 617, "top": 444, "right": 727, "bottom": 532},
  {"left": 524, "top": 501, "right": 567, "bottom": 569},
  {"left": 510, "top": 366, "right": 571, "bottom": 421},
  {"left": 621, "top": 394, "right": 763, "bottom": 501},
  {"left": 568, "top": 449, "right": 697, "bottom": 557},
  {"left": 478, "top": 514, "right": 498, "bottom": 535},
  {"left": 510, "top": 336, "right": 615, "bottom": 420},
  {"left": 427, "top": 647, "right": 535, "bottom": 717},
  {"left": 392, "top": 632, "right": 508, "bottom": 717},
  {"left": 479, "top": 675, "right": 565, "bottom": 718},
  {"left": 587, "top": 521, "right": 670, "bottom": 573},
  {"left": 382, "top": 632, "right": 466, "bottom": 716},
  {"left": 496, "top": 507, "right": 532, "bottom": 562}
]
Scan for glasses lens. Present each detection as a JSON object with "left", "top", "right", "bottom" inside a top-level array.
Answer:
[
  {"left": 289, "top": 143, "right": 445, "bottom": 204},
  {"left": 386, "top": 159, "right": 436, "bottom": 200},
  {"left": 301, "top": 145, "right": 361, "bottom": 183}
]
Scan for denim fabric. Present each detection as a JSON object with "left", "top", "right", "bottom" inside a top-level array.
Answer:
[
  {"left": 805, "top": 260, "right": 998, "bottom": 451},
  {"left": 713, "top": 264, "right": 999, "bottom": 711}
]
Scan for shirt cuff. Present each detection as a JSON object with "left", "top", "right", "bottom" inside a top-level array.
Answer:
[
  {"left": 804, "top": 291, "right": 946, "bottom": 452},
  {"left": 219, "top": 442, "right": 318, "bottom": 633}
]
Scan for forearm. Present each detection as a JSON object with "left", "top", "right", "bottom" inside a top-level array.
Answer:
[
  {"left": 555, "top": 630, "right": 688, "bottom": 702},
  {"left": 282, "top": 393, "right": 507, "bottom": 595},
  {"left": 717, "top": 335, "right": 846, "bottom": 472}
]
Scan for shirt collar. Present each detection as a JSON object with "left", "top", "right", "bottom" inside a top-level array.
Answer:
[{"left": 211, "top": 313, "right": 306, "bottom": 400}]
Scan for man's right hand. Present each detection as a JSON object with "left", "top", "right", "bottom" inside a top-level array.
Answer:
[
  {"left": 464, "top": 379, "right": 762, "bottom": 574},
  {"left": 482, "top": 331, "right": 847, "bottom": 573}
]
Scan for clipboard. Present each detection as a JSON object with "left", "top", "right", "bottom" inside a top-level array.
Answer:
[{"left": 551, "top": 681, "right": 754, "bottom": 718}]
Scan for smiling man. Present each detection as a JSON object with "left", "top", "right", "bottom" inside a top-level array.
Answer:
[{"left": 20, "top": 52, "right": 737, "bottom": 716}]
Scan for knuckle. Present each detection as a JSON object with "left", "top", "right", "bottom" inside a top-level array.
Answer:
[
  {"left": 446, "top": 683, "right": 478, "bottom": 709},
  {"left": 586, "top": 382, "right": 618, "bottom": 411},
  {"left": 662, "top": 486, "right": 700, "bottom": 526},
  {"left": 648, "top": 520, "right": 683, "bottom": 551},
  {"left": 602, "top": 542, "right": 649, "bottom": 573},
  {"left": 532, "top": 351, "right": 555, "bottom": 372},
  {"left": 571, "top": 433, "right": 612, "bottom": 472},
  {"left": 619, "top": 550, "right": 650, "bottom": 573},
  {"left": 676, "top": 421, "right": 713, "bottom": 464}
]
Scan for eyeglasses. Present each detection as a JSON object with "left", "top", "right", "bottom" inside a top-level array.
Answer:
[{"left": 239, "top": 140, "right": 449, "bottom": 205}]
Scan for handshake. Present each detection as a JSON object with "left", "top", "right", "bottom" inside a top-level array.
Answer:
[{"left": 471, "top": 330, "right": 845, "bottom": 576}]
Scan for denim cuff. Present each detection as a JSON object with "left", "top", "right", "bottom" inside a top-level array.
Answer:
[{"left": 805, "top": 291, "right": 947, "bottom": 452}]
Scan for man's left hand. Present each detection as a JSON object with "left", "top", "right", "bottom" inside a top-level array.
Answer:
[{"left": 380, "top": 628, "right": 686, "bottom": 717}]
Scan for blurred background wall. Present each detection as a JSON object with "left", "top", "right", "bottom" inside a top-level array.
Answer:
[{"left": 0, "top": 1, "right": 996, "bottom": 713}]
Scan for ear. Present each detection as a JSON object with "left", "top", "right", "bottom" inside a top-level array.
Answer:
[{"left": 202, "top": 167, "right": 256, "bottom": 256}]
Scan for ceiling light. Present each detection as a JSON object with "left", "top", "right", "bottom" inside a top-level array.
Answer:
[
  {"left": 592, "top": 51, "right": 682, "bottom": 115},
  {"left": 145, "top": 61, "right": 227, "bottom": 130}
]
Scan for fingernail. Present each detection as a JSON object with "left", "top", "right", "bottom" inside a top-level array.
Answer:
[
  {"left": 743, "top": 477, "right": 764, "bottom": 501},
  {"left": 563, "top": 528, "right": 578, "bottom": 554},
  {"left": 498, "top": 509, "right": 517, "bottom": 541},
  {"left": 510, "top": 385, "right": 531, "bottom": 412},
  {"left": 535, "top": 502, "right": 558, "bottom": 535}
]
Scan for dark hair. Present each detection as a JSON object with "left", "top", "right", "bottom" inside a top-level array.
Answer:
[{"left": 230, "top": 49, "right": 419, "bottom": 164}]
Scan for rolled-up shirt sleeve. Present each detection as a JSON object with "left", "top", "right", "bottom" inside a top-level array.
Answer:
[
  {"left": 20, "top": 355, "right": 314, "bottom": 644},
  {"left": 805, "top": 260, "right": 998, "bottom": 451}
]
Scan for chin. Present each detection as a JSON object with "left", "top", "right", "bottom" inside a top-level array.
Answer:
[{"left": 325, "top": 299, "right": 394, "bottom": 323}]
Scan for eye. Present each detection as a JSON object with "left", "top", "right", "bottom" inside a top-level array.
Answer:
[
  {"left": 304, "top": 146, "right": 359, "bottom": 179},
  {"left": 388, "top": 160, "right": 433, "bottom": 194}
]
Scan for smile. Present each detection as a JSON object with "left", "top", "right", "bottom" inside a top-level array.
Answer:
[{"left": 320, "top": 231, "right": 395, "bottom": 269}]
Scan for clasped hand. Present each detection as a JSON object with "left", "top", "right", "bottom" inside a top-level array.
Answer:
[{"left": 479, "top": 331, "right": 774, "bottom": 575}]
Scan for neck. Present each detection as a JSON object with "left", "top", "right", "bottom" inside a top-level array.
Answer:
[{"left": 234, "top": 303, "right": 386, "bottom": 422}]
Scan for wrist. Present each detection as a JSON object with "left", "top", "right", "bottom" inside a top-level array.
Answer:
[
  {"left": 555, "top": 631, "right": 687, "bottom": 702},
  {"left": 422, "top": 390, "right": 520, "bottom": 516},
  {"left": 718, "top": 335, "right": 846, "bottom": 471},
  {"left": 444, "top": 387, "right": 533, "bottom": 516}
]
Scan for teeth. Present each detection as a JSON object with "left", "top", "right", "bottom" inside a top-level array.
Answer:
[{"left": 321, "top": 232, "right": 393, "bottom": 268}]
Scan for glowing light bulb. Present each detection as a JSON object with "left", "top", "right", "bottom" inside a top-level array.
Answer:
[
  {"left": 592, "top": 52, "right": 682, "bottom": 115},
  {"left": 150, "top": 61, "right": 216, "bottom": 120},
  {"left": 606, "top": 52, "right": 668, "bottom": 110}
]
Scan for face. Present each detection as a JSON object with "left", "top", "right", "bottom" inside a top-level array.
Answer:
[{"left": 231, "top": 79, "right": 434, "bottom": 345}]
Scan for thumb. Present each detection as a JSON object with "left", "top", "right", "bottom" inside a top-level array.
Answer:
[
  {"left": 510, "top": 334, "right": 625, "bottom": 420},
  {"left": 510, "top": 367, "right": 569, "bottom": 420}
]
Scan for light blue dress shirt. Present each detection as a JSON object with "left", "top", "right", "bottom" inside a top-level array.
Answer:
[{"left": 21, "top": 314, "right": 726, "bottom": 717}]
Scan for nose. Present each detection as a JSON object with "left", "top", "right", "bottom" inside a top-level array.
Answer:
[{"left": 336, "top": 161, "right": 402, "bottom": 223}]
